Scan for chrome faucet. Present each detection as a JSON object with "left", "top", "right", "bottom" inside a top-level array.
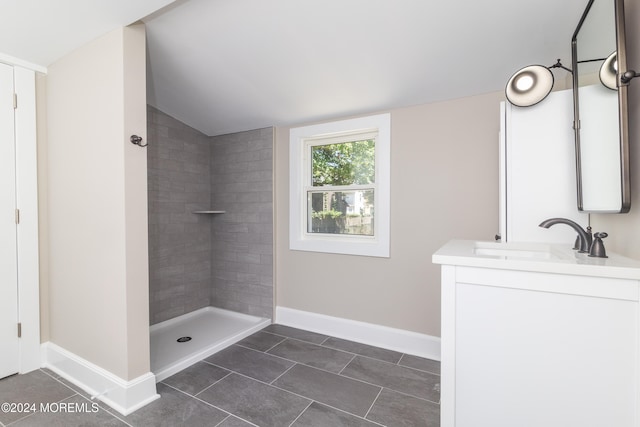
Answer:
[{"left": 538, "top": 218, "right": 593, "bottom": 253}]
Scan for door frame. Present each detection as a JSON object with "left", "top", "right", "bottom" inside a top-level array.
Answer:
[{"left": 12, "top": 64, "right": 41, "bottom": 374}]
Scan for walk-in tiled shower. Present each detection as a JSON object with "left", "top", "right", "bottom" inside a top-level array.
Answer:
[{"left": 147, "top": 106, "right": 273, "bottom": 378}]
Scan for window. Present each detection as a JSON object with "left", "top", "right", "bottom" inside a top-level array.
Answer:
[{"left": 289, "top": 114, "right": 390, "bottom": 257}]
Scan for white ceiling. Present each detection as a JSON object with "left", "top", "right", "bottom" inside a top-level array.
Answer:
[
  {"left": 144, "top": 0, "right": 588, "bottom": 136},
  {"left": 2, "top": 0, "right": 590, "bottom": 136},
  {"left": 0, "top": 0, "right": 176, "bottom": 68}
]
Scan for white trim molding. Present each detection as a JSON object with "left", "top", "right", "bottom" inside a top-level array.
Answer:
[
  {"left": 41, "top": 342, "right": 159, "bottom": 416},
  {"left": 0, "top": 52, "right": 47, "bottom": 74},
  {"left": 289, "top": 113, "right": 391, "bottom": 258},
  {"left": 275, "top": 306, "right": 440, "bottom": 361},
  {"left": 15, "top": 66, "right": 41, "bottom": 374}
]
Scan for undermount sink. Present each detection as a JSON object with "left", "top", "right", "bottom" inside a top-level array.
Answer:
[
  {"left": 472, "top": 241, "right": 563, "bottom": 260},
  {"left": 434, "top": 239, "right": 640, "bottom": 297}
]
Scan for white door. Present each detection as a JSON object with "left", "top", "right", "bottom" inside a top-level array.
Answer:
[{"left": 0, "top": 63, "right": 19, "bottom": 379}]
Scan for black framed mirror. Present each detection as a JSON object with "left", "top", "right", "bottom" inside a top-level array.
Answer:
[{"left": 572, "top": 0, "right": 631, "bottom": 213}]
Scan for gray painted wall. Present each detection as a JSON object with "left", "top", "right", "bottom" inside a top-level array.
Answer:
[{"left": 147, "top": 107, "right": 274, "bottom": 324}]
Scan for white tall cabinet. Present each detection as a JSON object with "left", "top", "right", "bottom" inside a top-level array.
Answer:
[
  {"left": 0, "top": 62, "right": 40, "bottom": 379},
  {"left": 500, "top": 88, "right": 588, "bottom": 243}
]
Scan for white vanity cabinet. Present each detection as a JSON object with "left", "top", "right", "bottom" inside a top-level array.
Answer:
[{"left": 433, "top": 240, "right": 640, "bottom": 427}]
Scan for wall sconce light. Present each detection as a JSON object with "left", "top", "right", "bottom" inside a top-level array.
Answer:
[
  {"left": 600, "top": 51, "right": 618, "bottom": 90},
  {"left": 596, "top": 51, "right": 640, "bottom": 88},
  {"left": 505, "top": 59, "right": 572, "bottom": 107}
]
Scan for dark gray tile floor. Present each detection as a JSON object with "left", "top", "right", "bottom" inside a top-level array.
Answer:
[{"left": 0, "top": 324, "right": 440, "bottom": 426}]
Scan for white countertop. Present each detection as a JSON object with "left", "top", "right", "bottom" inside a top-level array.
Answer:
[{"left": 432, "top": 240, "right": 640, "bottom": 280}]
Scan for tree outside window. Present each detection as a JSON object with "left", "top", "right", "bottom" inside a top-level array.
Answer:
[
  {"left": 308, "top": 139, "right": 376, "bottom": 236},
  {"left": 289, "top": 113, "right": 390, "bottom": 258}
]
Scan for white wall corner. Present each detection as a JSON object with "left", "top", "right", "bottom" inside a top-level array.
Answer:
[
  {"left": 41, "top": 342, "right": 159, "bottom": 416},
  {"left": 275, "top": 306, "right": 441, "bottom": 361}
]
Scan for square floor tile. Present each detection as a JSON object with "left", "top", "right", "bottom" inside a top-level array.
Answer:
[
  {"left": 123, "top": 382, "right": 227, "bottom": 427},
  {"left": 273, "top": 364, "right": 380, "bottom": 417},
  {"left": 204, "top": 345, "right": 294, "bottom": 383},
  {"left": 366, "top": 388, "right": 440, "bottom": 427},
  {"left": 267, "top": 338, "right": 354, "bottom": 373},
  {"left": 162, "top": 361, "right": 230, "bottom": 395},
  {"left": 341, "top": 356, "right": 440, "bottom": 402},
  {"left": 198, "top": 373, "right": 311, "bottom": 427}
]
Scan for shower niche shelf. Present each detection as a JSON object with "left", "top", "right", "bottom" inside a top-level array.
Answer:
[{"left": 192, "top": 210, "right": 226, "bottom": 214}]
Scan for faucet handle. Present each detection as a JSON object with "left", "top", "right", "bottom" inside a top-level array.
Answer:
[
  {"left": 589, "top": 232, "right": 608, "bottom": 258},
  {"left": 573, "top": 235, "right": 580, "bottom": 251}
]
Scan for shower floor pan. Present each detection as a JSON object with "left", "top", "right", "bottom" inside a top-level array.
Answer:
[{"left": 150, "top": 306, "right": 270, "bottom": 381}]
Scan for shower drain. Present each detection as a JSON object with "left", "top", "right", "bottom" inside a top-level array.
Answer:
[{"left": 176, "top": 336, "right": 192, "bottom": 343}]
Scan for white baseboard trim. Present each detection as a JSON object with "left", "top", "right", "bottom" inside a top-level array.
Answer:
[
  {"left": 275, "top": 306, "right": 441, "bottom": 361},
  {"left": 41, "top": 342, "right": 159, "bottom": 416}
]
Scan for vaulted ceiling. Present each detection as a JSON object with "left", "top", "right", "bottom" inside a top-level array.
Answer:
[{"left": 2, "top": 0, "right": 590, "bottom": 136}]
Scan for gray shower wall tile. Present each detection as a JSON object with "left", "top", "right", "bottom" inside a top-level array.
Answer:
[
  {"left": 148, "top": 106, "right": 212, "bottom": 325},
  {"left": 210, "top": 128, "right": 274, "bottom": 321},
  {"left": 149, "top": 107, "right": 273, "bottom": 325}
]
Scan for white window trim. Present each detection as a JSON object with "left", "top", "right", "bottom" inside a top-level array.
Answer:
[{"left": 289, "top": 113, "right": 390, "bottom": 257}]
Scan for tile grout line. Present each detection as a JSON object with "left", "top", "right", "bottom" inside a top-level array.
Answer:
[
  {"left": 192, "top": 370, "right": 234, "bottom": 397},
  {"left": 5, "top": 412, "right": 36, "bottom": 427},
  {"left": 263, "top": 325, "right": 441, "bottom": 374},
  {"left": 334, "top": 359, "right": 441, "bottom": 405},
  {"left": 353, "top": 352, "right": 441, "bottom": 376},
  {"left": 215, "top": 343, "right": 304, "bottom": 369},
  {"left": 338, "top": 353, "right": 358, "bottom": 375},
  {"left": 397, "top": 353, "right": 405, "bottom": 368},
  {"left": 235, "top": 338, "right": 286, "bottom": 354},
  {"left": 287, "top": 400, "right": 314, "bottom": 427},
  {"left": 212, "top": 363, "right": 395, "bottom": 425},
  {"left": 75, "top": 392, "right": 134, "bottom": 426},
  {"left": 337, "top": 370, "right": 441, "bottom": 405},
  {"left": 318, "top": 342, "right": 440, "bottom": 376},
  {"left": 213, "top": 369, "right": 378, "bottom": 424},
  {"left": 397, "top": 353, "right": 442, "bottom": 376},
  {"left": 262, "top": 326, "right": 329, "bottom": 345},
  {"left": 39, "top": 368, "right": 119, "bottom": 426},
  {"left": 51, "top": 384, "right": 135, "bottom": 427},
  {"left": 266, "top": 337, "right": 360, "bottom": 369},
  {"left": 212, "top": 414, "right": 232, "bottom": 427},
  {"left": 269, "top": 361, "right": 299, "bottom": 385},
  {"left": 161, "top": 381, "right": 260, "bottom": 427},
  {"left": 11, "top": 329, "right": 439, "bottom": 425},
  {"left": 363, "top": 387, "right": 385, "bottom": 422},
  {"left": 207, "top": 345, "right": 441, "bottom": 407},
  {"left": 258, "top": 331, "right": 439, "bottom": 378},
  {"left": 60, "top": 393, "right": 129, "bottom": 424}
]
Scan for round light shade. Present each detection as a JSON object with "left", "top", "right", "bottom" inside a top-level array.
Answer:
[
  {"left": 505, "top": 65, "right": 554, "bottom": 107},
  {"left": 599, "top": 51, "right": 617, "bottom": 90}
]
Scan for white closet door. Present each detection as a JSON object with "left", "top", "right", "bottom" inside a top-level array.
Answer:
[{"left": 0, "top": 62, "right": 19, "bottom": 379}]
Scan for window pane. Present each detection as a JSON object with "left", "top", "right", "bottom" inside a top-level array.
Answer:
[
  {"left": 307, "top": 190, "right": 374, "bottom": 236},
  {"left": 312, "top": 139, "right": 375, "bottom": 186}
]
